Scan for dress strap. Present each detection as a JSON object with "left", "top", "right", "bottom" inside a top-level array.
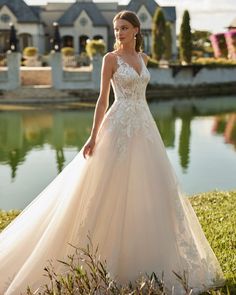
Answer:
[
  {"left": 115, "top": 54, "right": 123, "bottom": 66},
  {"left": 138, "top": 52, "right": 144, "bottom": 65}
]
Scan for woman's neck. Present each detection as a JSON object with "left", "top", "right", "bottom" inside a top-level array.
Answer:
[{"left": 118, "top": 43, "right": 137, "bottom": 55}]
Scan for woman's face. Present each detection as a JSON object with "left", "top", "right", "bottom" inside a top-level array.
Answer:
[{"left": 113, "top": 19, "right": 138, "bottom": 46}]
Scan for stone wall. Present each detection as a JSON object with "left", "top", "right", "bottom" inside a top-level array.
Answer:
[
  {"left": 50, "top": 52, "right": 102, "bottom": 90},
  {"left": 21, "top": 67, "right": 52, "bottom": 86},
  {"left": 1, "top": 52, "right": 236, "bottom": 96},
  {"left": 149, "top": 66, "right": 236, "bottom": 86}
]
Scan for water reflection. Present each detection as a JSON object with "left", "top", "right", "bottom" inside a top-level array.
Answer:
[
  {"left": 1, "top": 102, "right": 236, "bottom": 180},
  {"left": 0, "top": 96, "right": 236, "bottom": 209},
  {"left": 0, "top": 111, "right": 93, "bottom": 179},
  {"left": 212, "top": 114, "right": 236, "bottom": 149}
]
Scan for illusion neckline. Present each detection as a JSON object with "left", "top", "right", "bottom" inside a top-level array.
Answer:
[{"left": 116, "top": 53, "right": 144, "bottom": 77}]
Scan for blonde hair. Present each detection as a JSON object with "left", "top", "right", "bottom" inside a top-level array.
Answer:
[{"left": 113, "top": 10, "right": 143, "bottom": 52}]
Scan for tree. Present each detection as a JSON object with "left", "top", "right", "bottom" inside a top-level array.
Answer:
[
  {"left": 152, "top": 7, "right": 166, "bottom": 61},
  {"left": 164, "top": 22, "right": 172, "bottom": 60},
  {"left": 192, "top": 30, "right": 213, "bottom": 58},
  {"left": 179, "top": 10, "right": 192, "bottom": 64}
]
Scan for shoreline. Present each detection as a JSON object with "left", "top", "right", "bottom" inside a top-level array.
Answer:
[{"left": 0, "top": 82, "right": 235, "bottom": 108}]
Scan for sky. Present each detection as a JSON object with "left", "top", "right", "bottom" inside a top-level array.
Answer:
[{"left": 25, "top": 0, "right": 236, "bottom": 34}]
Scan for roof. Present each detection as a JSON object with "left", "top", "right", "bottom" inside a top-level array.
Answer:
[
  {"left": 126, "top": 0, "right": 176, "bottom": 22},
  {"left": 58, "top": 2, "right": 108, "bottom": 27},
  {"left": 29, "top": 5, "right": 42, "bottom": 19},
  {"left": 0, "top": 0, "right": 40, "bottom": 23}
]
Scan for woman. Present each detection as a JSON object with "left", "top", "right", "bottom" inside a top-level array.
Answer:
[{"left": 0, "top": 10, "right": 225, "bottom": 294}]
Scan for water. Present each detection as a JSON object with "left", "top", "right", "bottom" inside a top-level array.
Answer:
[{"left": 0, "top": 95, "right": 236, "bottom": 210}]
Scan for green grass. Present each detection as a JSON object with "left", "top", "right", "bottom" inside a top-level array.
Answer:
[
  {"left": 0, "top": 189, "right": 235, "bottom": 294},
  {"left": 0, "top": 209, "right": 21, "bottom": 232},
  {"left": 189, "top": 189, "right": 236, "bottom": 294}
]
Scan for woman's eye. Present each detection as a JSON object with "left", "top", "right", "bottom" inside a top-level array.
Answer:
[{"left": 114, "top": 26, "right": 128, "bottom": 32}]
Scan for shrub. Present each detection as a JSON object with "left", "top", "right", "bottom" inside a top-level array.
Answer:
[
  {"left": 23, "top": 47, "right": 38, "bottom": 57},
  {"left": 86, "top": 39, "right": 106, "bottom": 57},
  {"left": 61, "top": 47, "right": 75, "bottom": 56},
  {"left": 193, "top": 57, "right": 236, "bottom": 66},
  {"left": 147, "top": 57, "right": 159, "bottom": 68}
]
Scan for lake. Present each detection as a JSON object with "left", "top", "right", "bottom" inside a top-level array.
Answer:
[{"left": 0, "top": 95, "right": 236, "bottom": 210}]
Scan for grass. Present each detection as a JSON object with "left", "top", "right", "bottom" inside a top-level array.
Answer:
[
  {"left": 190, "top": 189, "right": 236, "bottom": 294},
  {"left": 0, "top": 209, "right": 21, "bottom": 232},
  {"left": 0, "top": 189, "right": 235, "bottom": 294}
]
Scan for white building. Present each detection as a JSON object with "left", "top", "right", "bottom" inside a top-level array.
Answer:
[{"left": 0, "top": 0, "right": 177, "bottom": 56}]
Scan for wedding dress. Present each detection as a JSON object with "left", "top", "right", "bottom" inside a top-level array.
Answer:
[{"left": 0, "top": 53, "right": 225, "bottom": 294}]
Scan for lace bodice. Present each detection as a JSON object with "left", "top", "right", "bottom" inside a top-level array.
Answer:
[
  {"left": 99, "top": 53, "right": 157, "bottom": 158},
  {"left": 111, "top": 53, "right": 150, "bottom": 101}
]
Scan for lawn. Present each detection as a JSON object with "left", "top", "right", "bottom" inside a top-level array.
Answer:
[{"left": 190, "top": 189, "right": 236, "bottom": 294}]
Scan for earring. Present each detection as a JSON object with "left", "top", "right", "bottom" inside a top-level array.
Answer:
[{"left": 134, "top": 34, "right": 137, "bottom": 40}]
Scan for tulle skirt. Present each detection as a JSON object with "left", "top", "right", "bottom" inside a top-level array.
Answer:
[{"left": 0, "top": 104, "right": 225, "bottom": 294}]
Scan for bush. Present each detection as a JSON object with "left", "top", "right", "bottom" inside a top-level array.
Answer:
[
  {"left": 23, "top": 47, "right": 38, "bottom": 57},
  {"left": 86, "top": 39, "right": 106, "bottom": 57},
  {"left": 61, "top": 47, "right": 75, "bottom": 56},
  {"left": 79, "top": 51, "right": 90, "bottom": 66},
  {"left": 193, "top": 57, "right": 236, "bottom": 66},
  {"left": 147, "top": 57, "right": 159, "bottom": 68}
]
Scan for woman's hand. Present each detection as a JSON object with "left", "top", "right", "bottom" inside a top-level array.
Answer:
[
  {"left": 82, "top": 136, "right": 96, "bottom": 159},
  {"left": 82, "top": 53, "right": 115, "bottom": 160}
]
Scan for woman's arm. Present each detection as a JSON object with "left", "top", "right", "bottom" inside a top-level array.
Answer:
[{"left": 83, "top": 53, "right": 115, "bottom": 159}]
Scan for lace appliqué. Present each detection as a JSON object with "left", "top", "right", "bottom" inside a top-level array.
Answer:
[
  {"left": 106, "top": 99, "right": 156, "bottom": 157},
  {"left": 102, "top": 53, "right": 156, "bottom": 158}
]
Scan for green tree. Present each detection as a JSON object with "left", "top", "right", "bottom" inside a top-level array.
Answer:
[
  {"left": 152, "top": 7, "right": 166, "bottom": 61},
  {"left": 192, "top": 30, "right": 213, "bottom": 58},
  {"left": 164, "top": 22, "right": 172, "bottom": 60},
  {"left": 179, "top": 10, "right": 192, "bottom": 64}
]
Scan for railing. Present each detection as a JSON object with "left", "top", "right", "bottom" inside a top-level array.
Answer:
[
  {"left": 0, "top": 53, "right": 92, "bottom": 68},
  {"left": 62, "top": 54, "right": 91, "bottom": 68},
  {"left": 20, "top": 54, "right": 91, "bottom": 68}
]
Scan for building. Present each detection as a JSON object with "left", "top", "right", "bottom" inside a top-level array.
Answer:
[
  {"left": 210, "top": 17, "right": 236, "bottom": 60},
  {"left": 0, "top": 0, "right": 176, "bottom": 56}
]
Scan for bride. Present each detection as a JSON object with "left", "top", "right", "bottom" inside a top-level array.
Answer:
[{"left": 0, "top": 10, "right": 225, "bottom": 295}]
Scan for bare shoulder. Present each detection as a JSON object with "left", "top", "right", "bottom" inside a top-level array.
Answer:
[
  {"left": 102, "top": 51, "right": 118, "bottom": 76},
  {"left": 140, "top": 52, "right": 149, "bottom": 65},
  {"left": 102, "top": 52, "right": 117, "bottom": 66}
]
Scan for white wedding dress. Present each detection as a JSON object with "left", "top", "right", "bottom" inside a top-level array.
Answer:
[{"left": 0, "top": 53, "right": 225, "bottom": 294}]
